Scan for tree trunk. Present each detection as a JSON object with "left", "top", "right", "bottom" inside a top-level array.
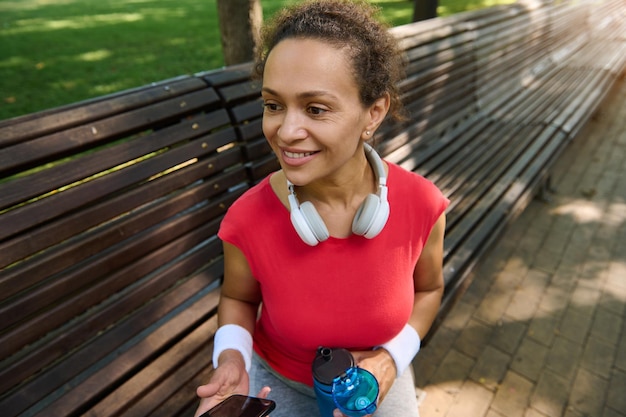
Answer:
[
  {"left": 216, "top": 0, "right": 263, "bottom": 65},
  {"left": 413, "top": 0, "right": 438, "bottom": 22}
]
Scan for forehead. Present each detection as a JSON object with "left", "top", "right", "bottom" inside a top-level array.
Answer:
[{"left": 262, "top": 38, "right": 360, "bottom": 99}]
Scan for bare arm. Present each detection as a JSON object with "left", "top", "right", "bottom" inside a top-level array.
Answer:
[
  {"left": 408, "top": 212, "right": 446, "bottom": 338},
  {"left": 195, "top": 242, "right": 263, "bottom": 416},
  {"left": 218, "top": 241, "right": 262, "bottom": 331}
]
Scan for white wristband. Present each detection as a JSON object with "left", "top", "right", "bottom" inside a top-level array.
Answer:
[
  {"left": 377, "top": 324, "right": 421, "bottom": 378},
  {"left": 212, "top": 324, "right": 253, "bottom": 372}
]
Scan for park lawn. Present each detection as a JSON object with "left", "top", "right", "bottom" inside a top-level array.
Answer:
[{"left": 0, "top": 0, "right": 513, "bottom": 120}]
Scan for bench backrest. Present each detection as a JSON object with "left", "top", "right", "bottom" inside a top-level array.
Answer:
[{"left": 0, "top": 76, "right": 249, "bottom": 404}]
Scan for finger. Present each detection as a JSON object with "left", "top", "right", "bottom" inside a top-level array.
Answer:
[
  {"left": 333, "top": 408, "right": 346, "bottom": 417},
  {"left": 256, "top": 386, "right": 271, "bottom": 398},
  {"left": 196, "top": 382, "right": 219, "bottom": 398}
]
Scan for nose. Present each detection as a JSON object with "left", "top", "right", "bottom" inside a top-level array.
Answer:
[{"left": 277, "top": 109, "right": 308, "bottom": 142}]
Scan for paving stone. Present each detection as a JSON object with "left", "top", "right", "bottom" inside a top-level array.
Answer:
[
  {"left": 461, "top": 280, "right": 493, "bottom": 309},
  {"left": 523, "top": 409, "right": 550, "bottom": 417},
  {"left": 454, "top": 319, "right": 493, "bottom": 359},
  {"left": 474, "top": 286, "right": 514, "bottom": 325},
  {"left": 580, "top": 336, "right": 616, "bottom": 379},
  {"left": 490, "top": 318, "right": 527, "bottom": 355},
  {"left": 563, "top": 407, "right": 585, "bottom": 417},
  {"left": 531, "top": 249, "right": 562, "bottom": 274},
  {"left": 570, "top": 281, "right": 602, "bottom": 309},
  {"left": 491, "top": 371, "right": 533, "bottom": 417},
  {"left": 531, "top": 370, "right": 570, "bottom": 417},
  {"left": 528, "top": 310, "right": 561, "bottom": 347},
  {"left": 443, "top": 300, "right": 476, "bottom": 330},
  {"left": 540, "top": 220, "right": 575, "bottom": 255},
  {"left": 485, "top": 410, "right": 507, "bottom": 417},
  {"left": 537, "top": 282, "right": 571, "bottom": 315},
  {"left": 447, "top": 380, "right": 494, "bottom": 417},
  {"left": 470, "top": 345, "right": 511, "bottom": 391},
  {"left": 602, "top": 406, "right": 626, "bottom": 417},
  {"left": 615, "top": 326, "right": 626, "bottom": 372},
  {"left": 558, "top": 306, "right": 594, "bottom": 344},
  {"left": 429, "top": 349, "right": 475, "bottom": 389},
  {"left": 418, "top": 385, "right": 454, "bottom": 417},
  {"left": 598, "top": 285, "right": 626, "bottom": 318},
  {"left": 546, "top": 336, "right": 583, "bottom": 382},
  {"left": 606, "top": 368, "right": 626, "bottom": 414},
  {"left": 414, "top": 327, "right": 458, "bottom": 386},
  {"left": 568, "top": 368, "right": 609, "bottom": 417},
  {"left": 510, "top": 338, "right": 548, "bottom": 382},
  {"left": 506, "top": 291, "right": 540, "bottom": 322}
]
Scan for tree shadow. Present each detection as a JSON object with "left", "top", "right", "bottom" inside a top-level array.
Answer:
[{"left": 413, "top": 106, "right": 626, "bottom": 415}]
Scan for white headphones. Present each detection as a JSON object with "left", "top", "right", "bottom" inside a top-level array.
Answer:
[{"left": 286, "top": 143, "right": 389, "bottom": 246}]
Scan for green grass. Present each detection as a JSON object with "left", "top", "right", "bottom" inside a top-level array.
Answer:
[{"left": 0, "top": 0, "right": 514, "bottom": 121}]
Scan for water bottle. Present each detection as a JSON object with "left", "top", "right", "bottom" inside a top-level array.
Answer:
[{"left": 312, "top": 347, "right": 379, "bottom": 417}]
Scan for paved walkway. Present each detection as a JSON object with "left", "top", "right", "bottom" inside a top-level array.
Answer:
[{"left": 413, "top": 73, "right": 626, "bottom": 417}]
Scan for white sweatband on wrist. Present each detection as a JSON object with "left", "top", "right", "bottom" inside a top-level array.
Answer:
[
  {"left": 212, "top": 324, "right": 253, "bottom": 372},
  {"left": 376, "top": 324, "right": 421, "bottom": 378}
]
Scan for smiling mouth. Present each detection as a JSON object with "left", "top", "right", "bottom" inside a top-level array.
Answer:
[{"left": 284, "top": 150, "right": 317, "bottom": 158}]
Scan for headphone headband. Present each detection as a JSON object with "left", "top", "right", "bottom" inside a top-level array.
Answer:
[{"left": 286, "top": 143, "right": 390, "bottom": 246}]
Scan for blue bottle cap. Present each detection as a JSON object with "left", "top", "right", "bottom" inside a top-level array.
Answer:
[{"left": 331, "top": 367, "right": 379, "bottom": 417}]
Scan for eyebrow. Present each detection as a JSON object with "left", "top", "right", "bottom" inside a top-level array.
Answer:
[{"left": 262, "top": 87, "right": 339, "bottom": 101}]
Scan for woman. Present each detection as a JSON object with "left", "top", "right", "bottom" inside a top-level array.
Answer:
[{"left": 195, "top": 1, "right": 448, "bottom": 416}]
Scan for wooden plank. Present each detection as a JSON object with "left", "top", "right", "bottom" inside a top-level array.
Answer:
[
  {"left": 0, "top": 168, "right": 245, "bottom": 333},
  {"left": 0, "top": 261, "right": 223, "bottom": 417},
  {"left": 0, "top": 186, "right": 242, "bottom": 363},
  {"left": 200, "top": 62, "right": 255, "bottom": 88},
  {"left": 218, "top": 80, "right": 262, "bottom": 105},
  {"left": 86, "top": 314, "right": 218, "bottom": 417},
  {"left": 0, "top": 76, "right": 205, "bottom": 147},
  {"left": 0, "top": 127, "right": 238, "bottom": 243},
  {"left": 0, "top": 109, "right": 230, "bottom": 212},
  {"left": 0, "top": 146, "right": 243, "bottom": 269},
  {"left": 27, "top": 283, "right": 221, "bottom": 417},
  {"left": 0, "top": 89, "right": 221, "bottom": 177}
]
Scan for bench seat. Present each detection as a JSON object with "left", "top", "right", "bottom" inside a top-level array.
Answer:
[{"left": 0, "top": 0, "right": 624, "bottom": 415}]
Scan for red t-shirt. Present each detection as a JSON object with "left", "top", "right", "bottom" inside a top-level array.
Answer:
[{"left": 218, "top": 162, "right": 449, "bottom": 386}]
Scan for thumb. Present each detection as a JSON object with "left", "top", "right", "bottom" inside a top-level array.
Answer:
[{"left": 197, "top": 381, "right": 219, "bottom": 399}]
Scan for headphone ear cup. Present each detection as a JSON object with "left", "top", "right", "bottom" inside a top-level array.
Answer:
[
  {"left": 299, "top": 201, "right": 330, "bottom": 242},
  {"left": 290, "top": 205, "right": 321, "bottom": 246},
  {"left": 363, "top": 199, "right": 389, "bottom": 239},
  {"left": 352, "top": 194, "right": 382, "bottom": 237},
  {"left": 291, "top": 201, "right": 329, "bottom": 246}
]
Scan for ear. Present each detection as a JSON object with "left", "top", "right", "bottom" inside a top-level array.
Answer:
[{"left": 361, "top": 93, "right": 391, "bottom": 140}]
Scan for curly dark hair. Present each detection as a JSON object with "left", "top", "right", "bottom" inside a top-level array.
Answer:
[{"left": 255, "top": 0, "right": 406, "bottom": 122}]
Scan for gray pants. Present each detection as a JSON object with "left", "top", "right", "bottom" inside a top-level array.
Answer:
[{"left": 249, "top": 355, "right": 419, "bottom": 417}]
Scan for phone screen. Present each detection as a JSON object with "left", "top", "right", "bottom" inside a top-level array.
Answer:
[{"left": 201, "top": 394, "right": 276, "bottom": 417}]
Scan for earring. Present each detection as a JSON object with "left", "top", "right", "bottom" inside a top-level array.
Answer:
[{"left": 366, "top": 131, "right": 371, "bottom": 136}]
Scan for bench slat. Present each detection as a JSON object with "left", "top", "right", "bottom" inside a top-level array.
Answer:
[
  {"left": 0, "top": 89, "right": 221, "bottom": 177},
  {"left": 0, "top": 76, "right": 207, "bottom": 147},
  {"left": 0, "top": 253, "right": 223, "bottom": 417}
]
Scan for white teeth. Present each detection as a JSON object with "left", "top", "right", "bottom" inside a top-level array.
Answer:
[{"left": 284, "top": 151, "right": 314, "bottom": 158}]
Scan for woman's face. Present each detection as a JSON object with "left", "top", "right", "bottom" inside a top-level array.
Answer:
[{"left": 261, "top": 38, "right": 374, "bottom": 187}]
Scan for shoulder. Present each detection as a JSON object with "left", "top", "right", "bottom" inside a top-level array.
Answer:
[{"left": 222, "top": 176, "right": 275, "bottom": 225}]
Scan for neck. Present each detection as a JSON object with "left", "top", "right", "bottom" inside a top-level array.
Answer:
[{"left": 295, "top": 154, "right": 374, "bottom": 209}]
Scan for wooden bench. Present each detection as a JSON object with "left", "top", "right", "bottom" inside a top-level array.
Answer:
[{"left": 1, "top": 0, "right": 624, "bottom": 415}]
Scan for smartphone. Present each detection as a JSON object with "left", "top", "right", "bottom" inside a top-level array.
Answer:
[{"left": 200, "top": 394, "right": 276, "bottom": 417}]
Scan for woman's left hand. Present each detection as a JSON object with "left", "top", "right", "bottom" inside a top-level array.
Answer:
[{"left": 332, "top": 348, "right": 397, "bottom": 417}]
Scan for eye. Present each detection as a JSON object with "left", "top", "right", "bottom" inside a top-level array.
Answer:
[
  {"left": 263, "top": 102, "right": 283, "bottom": 112},
  {"left": 307, "top": 106, "right": 327, "bottom": 116}
]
